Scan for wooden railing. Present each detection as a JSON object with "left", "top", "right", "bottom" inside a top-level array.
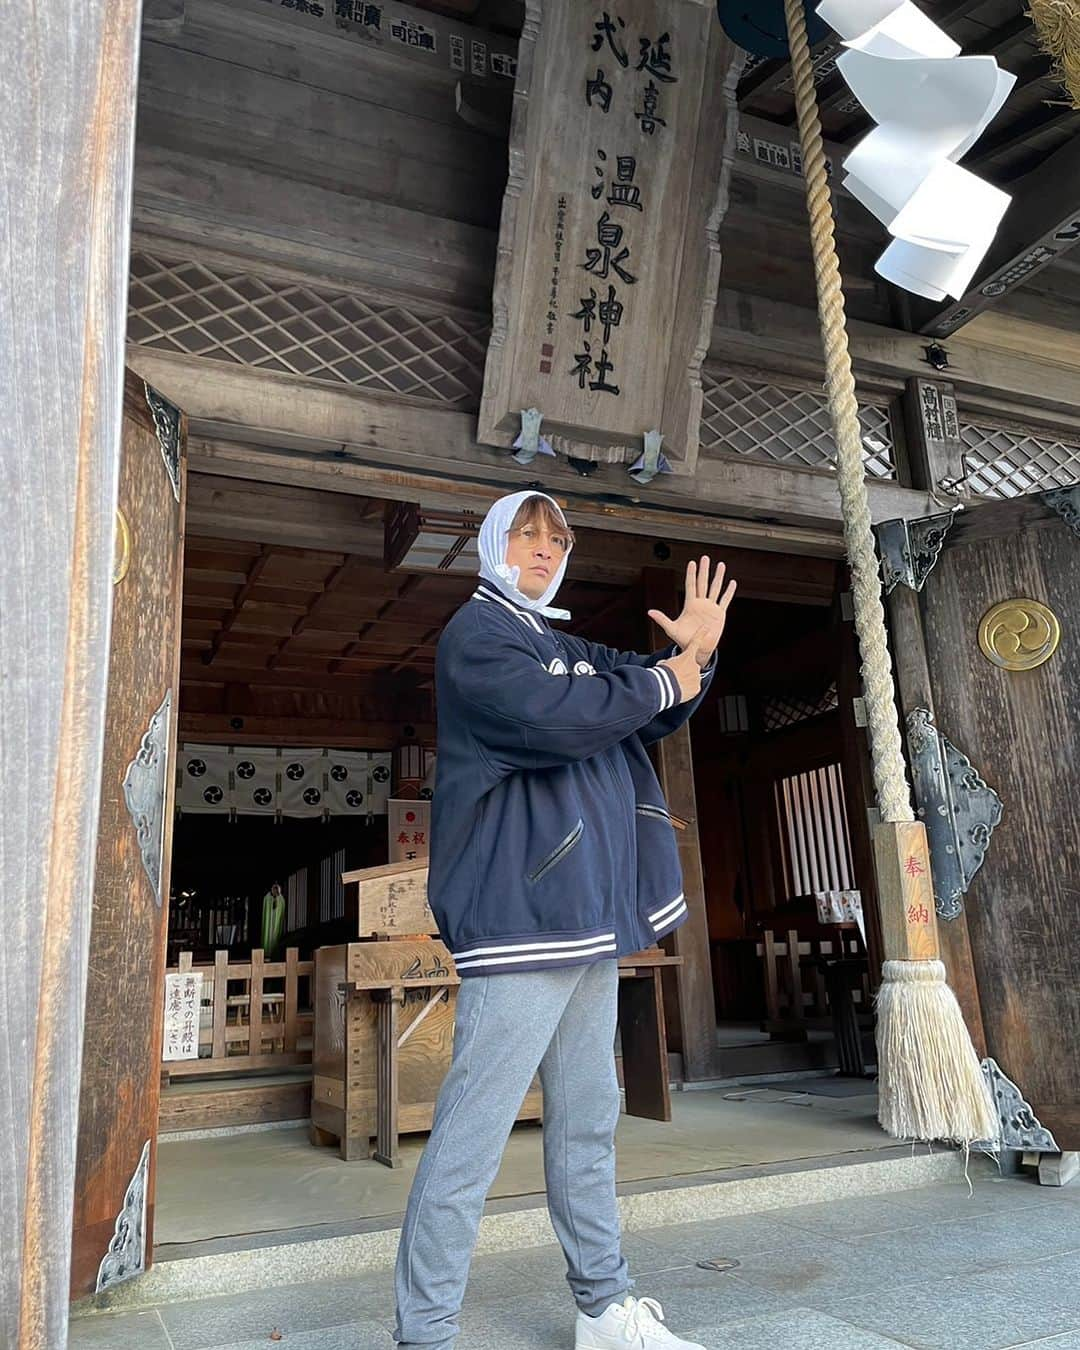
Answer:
[
  {"left": 162, "top": 948, "right": 314, "bottom": 1079},
  {"left": 755, "top": 929, "right": 870, "bottom": 1040}
]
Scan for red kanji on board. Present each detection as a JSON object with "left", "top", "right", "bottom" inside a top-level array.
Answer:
[
  {"left": 903, "top": 854, "right": 926, "bottom": 877},
  {"left": 413, "top": 832, "right": 426, "bottom": 845},
  {"left": 907, "top": 903, "right": 930, "bottom": 926},
  {"left": 397, "top": 832, "right": 410, "bottom": 845}
]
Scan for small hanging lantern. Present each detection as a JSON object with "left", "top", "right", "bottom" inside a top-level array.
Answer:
[{"left": 385, "top": 502, "right": 480, "bottom": 574}]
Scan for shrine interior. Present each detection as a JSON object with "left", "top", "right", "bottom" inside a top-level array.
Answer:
[
  {"left": 120, "top": 0, "right": 1080, "bottom": 1261},
  {"left": 162, "top": 479, "right": 879, "bottom": 1144}
]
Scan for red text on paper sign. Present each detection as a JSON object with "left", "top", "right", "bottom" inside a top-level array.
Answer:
[{"left": 907, "top": 903, "right": 930, "bottom": 926}]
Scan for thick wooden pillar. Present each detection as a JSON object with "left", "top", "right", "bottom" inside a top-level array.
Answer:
[
  {"left": 884, "top": 585, "right": 988, "bottom": 1056},
  {"left": 1, "top": 0, "right": 143, "bottom": 1338},
  {"left": 643, "top": 569, "right": 717, "bottom": 1082},
  {"left": 885, "top": 377, "right": 986, "bottom": 1052}
]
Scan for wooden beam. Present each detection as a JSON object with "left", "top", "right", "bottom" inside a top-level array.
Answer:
[
  {"left": 182, "top": 662, "right": 418, "bottom": 695},
  {"left": 331, "top": 575, "right": 423, "bottom": 673},
  {"left": 3, "top": 0, "right": 142, "bottom": 1333},
  {"left": 203, "top": 545, "right": 274, "bottom": 665},
  {"left": 131, "top": 146, "right": 498, "bottom": 312},
  {"left": 127, "top": 348, "right": 934, "bottom": 544},
  {"left": 136, "top": 36, "right": 506, "bottom": 229},
  {"left": 265, "top": 555, "right": 362, "bottom": 670},
  {"left": 187, "top": 472, "right": 842, "bottom": 602},
  {"left": 179, "top": 713, "right": 435, "bottom": 746},
  {"left": 709, "top": 289, "right": 1080, "bottom": 429},
  {"left": 961, "top": 310, "right": 1080, "bottom": 409},
  {"left": 969, "top": 105, "right": 1080, "bottom": 173}
]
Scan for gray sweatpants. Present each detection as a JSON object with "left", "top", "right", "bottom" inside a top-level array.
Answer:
[{"left": 393, "top": 959, "right": 630, "bottom": 1348}]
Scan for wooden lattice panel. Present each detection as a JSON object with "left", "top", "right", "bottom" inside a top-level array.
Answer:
[
  {"left": 700, "top": 370, "right": 897, "bottom": 479},
  {"left": 128, "top": 253, "right": 488, "bottom": 406},
  {"left": 960, "top": 419, "right": 1080, "bottom": 500}
]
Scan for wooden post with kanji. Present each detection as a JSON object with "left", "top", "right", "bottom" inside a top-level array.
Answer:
[{"left": 873, "top": 820, "right": 941, "bottom": 965}]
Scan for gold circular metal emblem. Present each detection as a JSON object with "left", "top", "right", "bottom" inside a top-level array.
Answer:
[
  {"left": 978, "top": 598, "right": 1060, "bottom": 670},
  {"left": 113, "top": 507, "right": 132, "bottom": 586}
]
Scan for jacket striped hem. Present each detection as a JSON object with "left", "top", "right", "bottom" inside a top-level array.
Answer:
[{"left": 451, "top": 929, "right": 617, "bottom": 975}]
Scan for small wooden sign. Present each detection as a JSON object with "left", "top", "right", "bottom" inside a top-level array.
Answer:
[
  {"left": 478, "top": 0, "right": 737, "bottom": 469},
  {"left": 874, "top": 820, "right": 940, "bottom": 963},
  {"left": 343, "top": 859, "right": 437, "bottom": 937},
  {"left": 162, "top": 972, "right": 202, "bottom": 1062},
  {"left": 389, "top": 798, "right": 431, "bottom": 862}
]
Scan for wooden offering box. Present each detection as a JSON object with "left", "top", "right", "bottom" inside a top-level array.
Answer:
[
  {"left": 312, "top": 939, "right": 544, "bottom": 1165},
  {"left": 313, "top": 863, "right": 678, "bottom": 1164},
  {"left": 312, "top": 862, "right": 542, "bottom": 1165}
]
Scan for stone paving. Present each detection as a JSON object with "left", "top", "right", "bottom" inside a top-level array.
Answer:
[{"left": 70, "top": 1172, "right": 1080, "bottom": 1350}]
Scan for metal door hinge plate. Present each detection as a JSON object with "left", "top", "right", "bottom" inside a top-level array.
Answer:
[
  {"left": 875, "top": 507, "right": 960, "bottom": 593},
  {"left": 1042, "top": 484, "right": 1080, "bottom": 539},
  {"left": 906, "top": 706, "right": 1002, "bottom": 920}
]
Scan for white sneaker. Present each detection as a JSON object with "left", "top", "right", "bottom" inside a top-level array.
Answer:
[{"left": 575, "top": 1296, "right": 706, "bottom": 1349}]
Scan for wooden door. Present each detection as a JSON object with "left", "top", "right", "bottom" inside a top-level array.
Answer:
[
  {"left": 893, "top": 495, "right": 1080, "bottom": 1148},
  {"left": 69, "top": 372, "right": 186, "bottom": 1298}
]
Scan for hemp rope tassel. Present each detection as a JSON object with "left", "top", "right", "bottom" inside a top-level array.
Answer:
[{"left": 782, "top": 0, "right": 998, "bottom": 1145}]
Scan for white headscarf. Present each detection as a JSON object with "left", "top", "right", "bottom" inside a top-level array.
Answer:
[{"left": 477, "top": 490, "right": 572, "bottom": 621}]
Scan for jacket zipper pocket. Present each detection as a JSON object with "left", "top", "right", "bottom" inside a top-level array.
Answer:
[
  {"left": 528, "top": 819, "right": 584, "bottom": 884},
  {"left": 636, "top": 803, "right": 691, "bottom": 830}
]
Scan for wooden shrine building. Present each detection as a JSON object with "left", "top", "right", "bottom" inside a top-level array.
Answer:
[{"left": 4, "top": 0, "right": 1080, "bottom": 1341}]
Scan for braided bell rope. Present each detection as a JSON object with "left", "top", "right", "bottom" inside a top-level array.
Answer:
[{"left": 782, "top": 0, "right": 914, "bottom": 826}]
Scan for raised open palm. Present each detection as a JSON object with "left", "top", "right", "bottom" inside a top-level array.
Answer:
[{"left": 648, "top": 557, "right": 737, "bottom": 667}]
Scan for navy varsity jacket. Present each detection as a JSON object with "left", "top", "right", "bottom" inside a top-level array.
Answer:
[{"left": 427, "top": 582, "right": 715, "bottom": 977}]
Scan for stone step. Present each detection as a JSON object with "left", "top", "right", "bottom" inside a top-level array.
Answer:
[{"left": 83, "top": 1145, "right": 979, "bottom": 1314}]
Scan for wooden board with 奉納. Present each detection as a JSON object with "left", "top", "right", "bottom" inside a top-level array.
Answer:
[{"left": 478, "top": 0, "right": 739, "bottom": 470}]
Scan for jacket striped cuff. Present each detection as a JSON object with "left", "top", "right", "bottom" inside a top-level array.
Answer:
[
  {"left": 649, "top": 664, "right": 680, "bottom": 713},
  {"left": 648, "top": 892, "right": 688, "bottom": 936}
]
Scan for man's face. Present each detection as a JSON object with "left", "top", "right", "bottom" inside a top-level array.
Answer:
[{"left": 504, "top": 518, "right": 571, "bottom": 600}]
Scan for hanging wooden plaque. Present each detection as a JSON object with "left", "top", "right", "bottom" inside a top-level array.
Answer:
[{"left": 478, "top": 0, "right": 738, "bottom": 470}]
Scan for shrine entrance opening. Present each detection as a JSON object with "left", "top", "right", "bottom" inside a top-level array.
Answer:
[{"left": 132, "top": 474, "right": 889, "bottom": 1261}]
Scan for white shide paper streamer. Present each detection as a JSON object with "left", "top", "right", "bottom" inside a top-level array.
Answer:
[{"left": 816, "top": 0, "right": 1016, "bottom": 301}]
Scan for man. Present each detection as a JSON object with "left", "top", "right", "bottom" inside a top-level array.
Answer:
[{"left": 394, "top": 490, "right": 736, "bottom": 1350}]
